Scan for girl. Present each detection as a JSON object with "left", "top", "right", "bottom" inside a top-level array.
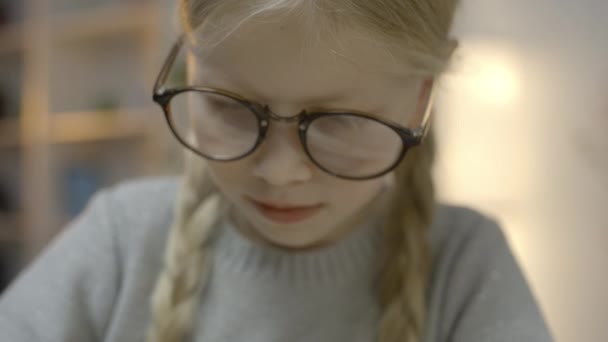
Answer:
[{"left": 0, "top": 0, "right": 553, "bottom": 341}]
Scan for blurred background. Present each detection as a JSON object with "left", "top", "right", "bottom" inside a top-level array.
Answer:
[
  {"left": 0, "top": 0, "right": 182, "bottom": 295},
  {"left": 0, "top": 0, "right": 606, "bottom": 341}
]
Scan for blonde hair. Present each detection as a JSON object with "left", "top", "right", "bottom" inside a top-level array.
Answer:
[{"left": 148, "top": 1, "right": 457, "bottom": 341}]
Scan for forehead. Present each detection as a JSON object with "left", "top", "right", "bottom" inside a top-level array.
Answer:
[{"left": 189, "top": 16, "right": 421, "bottom": 113}]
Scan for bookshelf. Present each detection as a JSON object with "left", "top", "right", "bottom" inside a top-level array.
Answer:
[
  {"left": 0, "top": 0, "right": 178, "bottom": 266},
  {"left": 52, "top": 3, "right": 156, "bottom": 42},
  {"left": 50, "top": 109, "right": 154, "bottom": 144}
]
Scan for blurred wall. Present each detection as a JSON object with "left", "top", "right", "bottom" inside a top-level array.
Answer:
[{"left": 435, "top": 1, "right": 608, "bottom": 341}]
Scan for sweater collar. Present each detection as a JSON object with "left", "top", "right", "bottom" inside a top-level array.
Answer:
[{"left": 212, "top": 210, "right": 382, "bottom": 286}]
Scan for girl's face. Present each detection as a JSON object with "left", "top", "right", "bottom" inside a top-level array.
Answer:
[{"left": 189, "top": 16, "right": 429, "bottom": 249}]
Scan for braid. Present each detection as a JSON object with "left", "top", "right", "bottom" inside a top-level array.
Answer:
[
  {"left": 377, "top": 128, "right": 436, "bottom": 342},
  {"left": 147, "top": 151, "right": 221, "bottom": 342}
]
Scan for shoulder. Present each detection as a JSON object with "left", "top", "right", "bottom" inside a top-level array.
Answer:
[
  {"left": 102, "top": 175, "right": 179, "bottom": 210},
  {"left": 430, "top": 203, "right": 507, "bottom": 262},
  {"left": 427, "top": 203, "right": 513, "bottom": 308},
  {"left": 93, "top": 175, "right": 180, "bottom": 257},
  {"left": 426, "top": 203, "right": 553, "bottom": 341},
  {"left": 100, "top": 175, "right": 179, "bottom": 220},
  {"left": 0, "top": 177, "right": 181, "bottom": 339}
]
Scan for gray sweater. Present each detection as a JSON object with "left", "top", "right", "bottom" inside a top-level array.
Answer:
[{"left": 0, "top": 177, "right": 553, "bottom": 342}]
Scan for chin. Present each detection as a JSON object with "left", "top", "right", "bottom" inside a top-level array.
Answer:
[{"left": 248, "top": 212, "right": 335, "bottom": 250}]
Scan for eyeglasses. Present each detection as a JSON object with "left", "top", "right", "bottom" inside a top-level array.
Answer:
[{"left": 152, "top": 37, "right": 435, "bottom": 180}]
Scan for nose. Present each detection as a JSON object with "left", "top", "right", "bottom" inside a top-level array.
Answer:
[{"left": 251, "top": 124, "right": 313, "bottom": 186}]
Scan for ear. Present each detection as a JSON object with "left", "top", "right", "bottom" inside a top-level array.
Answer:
[{"left": 408, "top": 78, "right": 434, "bottom": 127}]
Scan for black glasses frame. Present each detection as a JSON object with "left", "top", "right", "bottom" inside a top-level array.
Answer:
[{"left": 153, "top": 37, "right": 435, "bottom": 180}]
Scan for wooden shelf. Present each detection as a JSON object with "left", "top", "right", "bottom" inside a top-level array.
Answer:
[
  {"left": 1, "top": 1, "right": 167, "bottom": 260},
  {"left": 49, "top": 108, "right": 154, "bottom": 144},
  {"left": 0, "top": 118, "right": 20, "bottom": 148},
  {"left": 0, "top": 23, "right": 23, "bottom": 55},
  {"left": 1, "top": 108, "right": 155, "bottom": 147},
  {"left": 51, "top": 3, "right": 157, "bottom": 44},
  {"left": 1, "top": 3, "right": 158, "bottom": 53}
]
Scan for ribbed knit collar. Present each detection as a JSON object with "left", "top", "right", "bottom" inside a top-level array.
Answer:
[{"left": 212, "top": 213, "right": 383, "bottom": 287}]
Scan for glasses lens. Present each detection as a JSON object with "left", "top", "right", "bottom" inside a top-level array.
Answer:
[
  {"left": 168, "top": 91, "right": 260, "bottom": 160},
  {"left": 306, "top": 114, "right": 403, "bottom": 178}
]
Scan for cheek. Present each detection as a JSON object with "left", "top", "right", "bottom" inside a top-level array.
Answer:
[
  {"left": 324, "top": 178, "right": 385, "bottom": 212},
  {"left": 206, "top": 160, "right": 250, "bottom": 193}
]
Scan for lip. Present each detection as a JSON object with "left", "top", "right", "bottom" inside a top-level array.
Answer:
[{"left": 247, "top": 197, "right": 324, "bottom": 224}]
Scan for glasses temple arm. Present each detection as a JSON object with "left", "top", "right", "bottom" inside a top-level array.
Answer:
[
  {"left": 154, "top": 36, "right": 184, "bottom": 95},
  {"left": 417, "top": 82, "right": 437, "bottom": 140}
]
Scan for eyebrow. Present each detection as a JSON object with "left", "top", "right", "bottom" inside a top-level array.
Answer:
[
  {"left": 292, "top": 91, "right": 355, "bottom": 108},
  {"left": 231, "top": 81, "right": 354, "bottom": 108},
  {"left": 254, "top": 86, "right": 387, "bottom": 116},
  {"left": 195, "top": 66, "right": 392, "bottom": 116},
  {"left": 198, "top": 65, "right": 354, "bottom": 101}
]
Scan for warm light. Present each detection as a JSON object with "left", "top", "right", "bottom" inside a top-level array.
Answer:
[
  {"left": 474, "top": 62, "right": 519, "bottom": 104},
  {"left": 455, "top": 43, "right": 521, "bottom": 106},
  {"left": 435, "top": 40, "right": 531, "bottom": 206}
]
